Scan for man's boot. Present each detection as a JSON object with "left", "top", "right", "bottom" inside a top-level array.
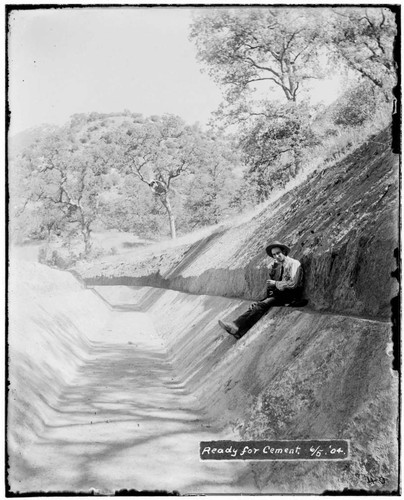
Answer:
[{"left": 218, "top": 320, "right": 241, "bottom": 339}]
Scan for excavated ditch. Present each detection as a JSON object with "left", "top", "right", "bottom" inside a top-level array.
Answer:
[
  {"left": 9, "top": 127, "right": 399, "bottom": 494},
  {"left": 8, "top": 263, "right": 257, "bottom": 494},
  {"left": 8, "top": 262, "right": 398, "bottom": 494}
]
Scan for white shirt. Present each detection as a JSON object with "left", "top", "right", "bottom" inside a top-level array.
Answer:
[{"left": 274, "top": 255, "right": 303, "bottom": 291}]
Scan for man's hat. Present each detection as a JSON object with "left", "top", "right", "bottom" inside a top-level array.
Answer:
[{"left": 265, "top": 241, "right": 291, "bottom": 256}]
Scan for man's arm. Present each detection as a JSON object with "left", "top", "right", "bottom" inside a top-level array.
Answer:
[
  {"left": 275, "top": 260, "right": 302, "bottom": 291},
  {"left": 268, "top": 261, "right": 279, "bottom": 279},
  {"left": 266, "top": 262, "right": 279, "bottom": 290}
]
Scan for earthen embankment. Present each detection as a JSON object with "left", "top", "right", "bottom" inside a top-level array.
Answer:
[
  {"left": 94, "top": 284, "right": 398, "bottom": 493},
  {"left": 76, "top": 128, "right": 399, "bottom": 321}
]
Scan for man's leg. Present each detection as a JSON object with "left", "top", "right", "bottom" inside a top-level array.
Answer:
[
  {"left": 218, "top": 290, "right": 297, "bottom": 338},
  {"left": 234, "top": 296, "right": 280, "bottom": 335}
]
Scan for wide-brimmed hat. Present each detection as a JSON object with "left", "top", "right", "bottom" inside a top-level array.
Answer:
[{"left": 265, "top": 241, "right": 291, "bottom": 256}]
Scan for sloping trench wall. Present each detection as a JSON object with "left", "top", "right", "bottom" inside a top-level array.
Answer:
[
  {"left": 8, "top": 262, "right": 111, "bottom": 485},
  {"left": 96, "top": 285, "right": 398, "bottom": 493},
  {"left": 9, "top": 264, "right": 398, "bottom": 493},
  {"left": 78, "top": 127, "right": 399, "bottom": 321},
  {"left": 171, "top": 127, "right": 399, "bottom": 320}
]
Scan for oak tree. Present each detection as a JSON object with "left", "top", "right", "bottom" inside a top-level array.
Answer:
[
  {"left": 190, "top": 8, "right": 323, "bottom": 105},
  {"left": 324, "top": 7, "right": 396, "bottom": 96},
  {"left": 17, "top": 128, "right": 111, "bottom": 255},
  {"left": 115, "top": 115, "right": 212, "bottom": 239}
]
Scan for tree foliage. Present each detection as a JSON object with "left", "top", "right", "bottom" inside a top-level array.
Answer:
[
  {"left": 191, "top": 6, "right": 396, "bottom": 105},
  {"left": 99, "top": 175, "right": 166, "bottom": 238},
  {"left": 181, "top": 133, "right": 243, "bottom": 229},
  {"left": 238, "top": 102, "right": 317, "bottom": 200},
  {"left": 113, "top": 114, "right": 239, "bottom": 239},
  {"left": 331, "top": 81, "right": 381, "bottom": 127},
  {"left": 11, "top": 112, "right": 247, "bottom": 254},
  {"left": 324, "top": 7, "right": 396, "bottom": 96},
  {"left": 190, "top": 8, "right": 323, "bottom": 104},
  {"left": 15, "top": 128, "right": 112, "bottom": 255},
  {"left": 190, "top": 6, "right": 396, "bottom": 202},
  {"left": 189, "top": 8, "right": 326, "bottom": 200}
]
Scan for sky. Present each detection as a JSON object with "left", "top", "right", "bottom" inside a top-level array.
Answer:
[{"left": 8, "top": 6, "right": 344, "bottom": 135}]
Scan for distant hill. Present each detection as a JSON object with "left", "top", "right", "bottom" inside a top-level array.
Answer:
[
  {"left": 7, "top": 111, "right": 153, "bottom": 159},
  {"left": 8, "top": 124, "right": 60, "bottom": 158}
]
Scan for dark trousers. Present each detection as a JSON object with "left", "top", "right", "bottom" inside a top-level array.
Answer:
[{"left": 234, "top": 289, "right": 301, "bottom": 336}]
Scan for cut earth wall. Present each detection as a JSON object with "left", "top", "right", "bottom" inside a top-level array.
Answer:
[
  {"left": 77, "top": 128, "right": 399, "bottom": 321},
  {"left": 95, "top": 284, "right": 398, "bottom": 493}
]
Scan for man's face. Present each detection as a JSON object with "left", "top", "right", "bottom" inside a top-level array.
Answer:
[{"left": 271, "top": 247, "right": 285, "bottom": 263}]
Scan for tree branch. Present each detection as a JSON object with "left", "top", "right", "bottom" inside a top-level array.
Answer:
[
  {"left": 244, "top": 76, "right": 283, "bottom": 86},
  {"left": 243, "top": 56, "right": 281, "bottom": 79},
  {"left": 364, "top": 10, "right": 375, "bottom": 29},
  {"left": 380, "top": 10, "right": 386, "bottom": 29},
  {"left": 292, "top": 81, "right": 300, "bottom": 100},
  {"left": 283, "top": 29, "right": 303, "bottom": 54},
  {"left": 339, "top": 50, "right": 384, "bottom": 88},
  {"left": 292, "top": 41, "right": 312, "bottom": 63},
  {"left": 167, "top": 158, "right": 189, "bottom": 187}
]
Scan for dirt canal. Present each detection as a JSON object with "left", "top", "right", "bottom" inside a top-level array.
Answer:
[{"left": 15, "top": 303, "right": 257, "bottom": 494}]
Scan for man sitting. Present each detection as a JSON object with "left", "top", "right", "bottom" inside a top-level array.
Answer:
[{"left": 218, "top": 241, "right": 304, "bottom": 339}]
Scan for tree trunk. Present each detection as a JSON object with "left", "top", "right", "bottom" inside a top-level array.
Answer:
[
  {"left": 81, "top": 223, "right": 92, "bottom": 254},
  {"left": 293, "top": 149, "right": 302, "bottom": 176},
  {"left": 46, "top": 225, "right": 52, "bottom": 244},
  {"left": 161, "top": 196, "right": 176, "bottom": 239}
]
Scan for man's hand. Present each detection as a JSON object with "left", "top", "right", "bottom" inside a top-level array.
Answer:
[{"left": 266, "top": 279, "right": 276, "bottom": 297}]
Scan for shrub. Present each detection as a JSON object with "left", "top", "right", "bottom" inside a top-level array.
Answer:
[
  {"left": 332, "top": 83, "right": 378, "bottom": 127},
  {"left": 38, "top": 245, "right": 79, "bottom": 269}
]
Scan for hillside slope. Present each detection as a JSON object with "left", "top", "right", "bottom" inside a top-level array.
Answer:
[{"left": 76, "top": 126, "right": 399, "bottom": 321}]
